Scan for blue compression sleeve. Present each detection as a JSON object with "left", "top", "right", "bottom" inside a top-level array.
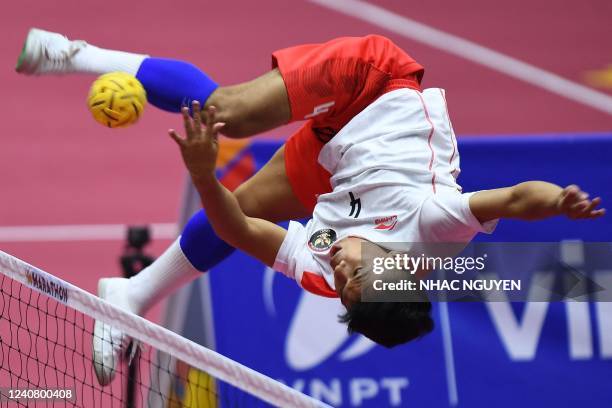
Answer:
[
  {"left": 180, "top": 209, "right": 235, "bottom": 272},
  {"left": 136, "top": 58, "right": 218, "bottom": 112}
]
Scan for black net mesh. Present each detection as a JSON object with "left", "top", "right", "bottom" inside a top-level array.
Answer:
[{"left": 0, "top": 272, "right": 273, "bottom": 407}]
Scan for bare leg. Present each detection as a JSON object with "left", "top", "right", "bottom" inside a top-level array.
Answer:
[
  {"left": 206, "top": 69, "right": 291, "bottom": 138},
  {"left": 15, "top": 29, "right": 292, "bottom": 139}
]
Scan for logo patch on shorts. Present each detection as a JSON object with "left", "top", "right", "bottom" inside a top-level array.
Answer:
[{"left": 308, "top": 229, "right": 337, "bottom": 252}]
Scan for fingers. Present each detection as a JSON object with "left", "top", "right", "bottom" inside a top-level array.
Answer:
[
  {"left": 175, "top": 103, "right": 224, "bottom": 145},
  {"left": 583, "top": 197, "right": 602, "bottom": 214},
  {"left": 559, "top": 185, "right": 580, "bottom": 211},
  {"left": 569, "top": 196, "right": 605, "bottom": 219},
  {"left": 560, "top": 185, "right": 590, "bottom": 213},
  {"left": 181, "top": 106, "right": 193, "bottom": 138},
  {"left": 192, "top": 100, "right": 202, "bottom": 133},
  {"left": 182, "top": 101, "right": 207, "bottom": 140},
  {"left": 559, "top": 185, "right": 606, "bottom": 220},
  {"left": 168, "top": 129, "right": 184, "bottom": 146},
  {"left": 589, "top": 208, "right": 606, "bottom": 218},
  {"left": 579, "top": 197, "right": 604, "bottom": 219},
  {"left": 206, "top": 106, "right": 216, "bottom": 129},
  {"left": 204, "top": 106, "right": 225, "bottom": 139},
  {"left": 212, "top": 122, "right": 226, "bottom": 137},
  {"left": 569, "top": 199, "right": 589, "bottom": 213}
]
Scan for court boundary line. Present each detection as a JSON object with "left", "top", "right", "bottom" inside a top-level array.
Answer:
[
  {"left": 0, "top": 223, "right": 177, "bottom": 242},
  {"left": 307, "top": 0, "right": 612, "bottom": 115}
]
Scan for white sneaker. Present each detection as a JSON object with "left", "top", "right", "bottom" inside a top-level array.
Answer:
[
  {"left": 92, "top": 277, "right": 137, "bottom": 386},
  {"left": 15, "top": 28, "right": 87, "bottom": 75}
]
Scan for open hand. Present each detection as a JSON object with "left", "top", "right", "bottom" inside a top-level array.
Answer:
[
  {"left": 557, "top": 185, "right": 605, "bottom": 219},
  {"left": 169, "top": 100, "right": 225, "bottom": 182}
]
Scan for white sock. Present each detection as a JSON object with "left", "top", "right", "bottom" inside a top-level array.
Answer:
[
  {"left": 72, "top": 43, "right": 148, "bottom": 76},
  {"left": 128, "top": 237, "right": 202, "bottom": 314}
]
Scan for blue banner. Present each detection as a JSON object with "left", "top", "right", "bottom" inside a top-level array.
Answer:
[{"left": 186, "top": 134, "right": 612, "bottom": 407}]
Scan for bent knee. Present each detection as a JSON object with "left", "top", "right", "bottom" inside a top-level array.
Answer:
[{"left": 205, "top": 88, "right": 251, "bottom": 137}]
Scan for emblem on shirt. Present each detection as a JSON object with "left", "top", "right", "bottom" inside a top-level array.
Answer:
[
  {"left": 348, "top": 192, "right": 361, "bottom": 218},
  {"left": 308, "top": 229, "right": 337, "bottom": 252},
  {"left": 374, "top": 215, "right": 398, "bottom": 231}
]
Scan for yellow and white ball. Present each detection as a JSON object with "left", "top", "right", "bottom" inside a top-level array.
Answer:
[{"left": 87, "top": 72, "right": 147, "bottom": 128}]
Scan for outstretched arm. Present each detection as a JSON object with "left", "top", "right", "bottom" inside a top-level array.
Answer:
[
  {"left": 469, "top": 181, "right": 606, "bottom": 223},
  {"left": 169, "top": 101, "right": 286, "bottom": 267}
]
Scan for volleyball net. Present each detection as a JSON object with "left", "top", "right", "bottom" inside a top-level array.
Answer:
[{"left": 0, "top": 249, "right": 328, "bottom": 407}]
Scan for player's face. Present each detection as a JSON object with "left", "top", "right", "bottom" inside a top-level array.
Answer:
[{"left": 330, "top": 237, "right": 365, "bottom": 307}]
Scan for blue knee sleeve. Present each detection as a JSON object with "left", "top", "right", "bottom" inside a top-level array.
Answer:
[
  {"left": 180, "top": 209, "right": 235, "bottom": 272},
  {"left": 136, "top": 58, "right": 218, "bottom": 113}
]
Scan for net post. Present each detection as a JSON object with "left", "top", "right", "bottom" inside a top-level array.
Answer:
[
  {"left": 150, "top": 176, "right": 217, "bottom": 407},
  {"left": 120, "top": 225, "right": 155, "bottom": 408}
]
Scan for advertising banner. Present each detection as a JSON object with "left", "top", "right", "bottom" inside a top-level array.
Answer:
[{"left": 181, "top": 135, "right": 612, "bottom": 407}]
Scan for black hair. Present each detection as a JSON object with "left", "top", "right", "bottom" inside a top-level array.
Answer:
[{"left": 338, "top": 301, "right": 434, "bottom": 348}]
